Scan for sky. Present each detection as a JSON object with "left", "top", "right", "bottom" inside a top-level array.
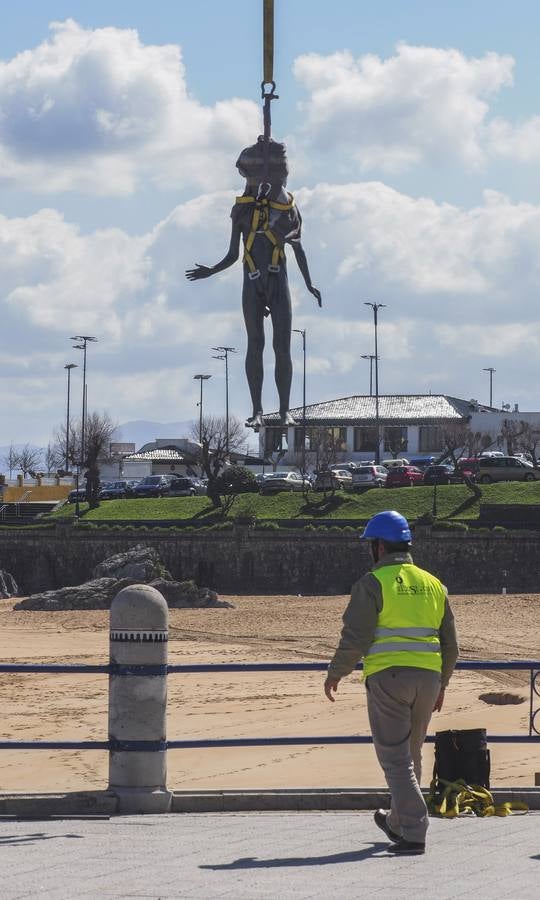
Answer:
[{"left": 2, "top": 0, "right": 540, "bottom": 446}]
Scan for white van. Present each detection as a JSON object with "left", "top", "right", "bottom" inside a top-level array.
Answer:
[{"left": 379, "top": 458, "right": 409, "bottom": 469}]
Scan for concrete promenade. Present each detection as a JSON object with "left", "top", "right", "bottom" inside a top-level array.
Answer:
[{"left": 1, "top": 811, "right": 538, "bottom": 899}]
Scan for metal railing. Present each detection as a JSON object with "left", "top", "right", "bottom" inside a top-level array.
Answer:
[{"left": 0, "top": 660, "right": 538, "bottom": 751}]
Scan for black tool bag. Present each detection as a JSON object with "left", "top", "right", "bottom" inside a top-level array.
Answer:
[{"left": 432, "top": 728, "right": 491, "bottom": 794}]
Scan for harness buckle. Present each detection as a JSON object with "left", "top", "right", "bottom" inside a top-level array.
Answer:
[
  {"left": 248, "top": 270, "right": 261, "bottom": 280},
  {"left": 267, "top": 264, "right": 280, "bottom": 273}
]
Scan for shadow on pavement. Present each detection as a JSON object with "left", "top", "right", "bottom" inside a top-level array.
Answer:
[
  {"left": 200, "top": 842, "right": 390, "bottom": 869},
  {"left": 0, "top": 832, "right": 83, "bottom": 846}
]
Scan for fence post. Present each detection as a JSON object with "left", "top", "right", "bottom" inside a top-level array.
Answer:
[{"left": 108, "top": 584, "right": 172, "bottom": 813}]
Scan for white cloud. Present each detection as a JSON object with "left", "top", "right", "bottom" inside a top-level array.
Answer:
[
  {"left": 5, "top": 180, "right": 540, "bottom": 441},
  {"left": 293, "top": 43, "right": 514, "bottom": 172},
  {"left": 0, "top": 20, "right": 260, "bottom": 195}
]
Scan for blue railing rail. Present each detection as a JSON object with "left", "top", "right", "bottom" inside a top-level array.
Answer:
[{"left": 0, "top": 660, "right": 538, "bottom": 751}]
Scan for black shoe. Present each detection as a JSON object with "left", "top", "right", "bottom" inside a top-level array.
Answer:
[
  {"left": 374, "top": 809, "right": 401, "bottom": 843},
  {"left": 388, "top": 839, "right": 425, "bottom": 856}
]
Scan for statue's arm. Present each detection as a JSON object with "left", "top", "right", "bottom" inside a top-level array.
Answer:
[
  {"left": 185, "top": 222, "right": 242, "bottom": 281},
  {"left": 290, "top": 239, "right": 322, "bottom": 307}
]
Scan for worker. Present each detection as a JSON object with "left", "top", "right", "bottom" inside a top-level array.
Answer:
[{"left": 324, "top": 510, "right": 459, "bottom": 855}]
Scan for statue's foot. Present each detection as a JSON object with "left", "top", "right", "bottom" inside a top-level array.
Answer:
[
  {"left": 245, "top": 411, "right": 264, "bottom": 431},
  {"left": 280, "top": 410, "right": 296, "bottom": 426}
]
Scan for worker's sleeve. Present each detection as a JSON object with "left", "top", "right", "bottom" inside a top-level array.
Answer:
[
  {"left": 327, "top": 575, "right": 381, "bottom": 681},
  {"left": 439, "top": 597, "right": 459, "bottom": 689}
]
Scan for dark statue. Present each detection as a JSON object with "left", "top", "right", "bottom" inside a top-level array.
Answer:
[{"left": 186, "top": 136, "right": 321, "bottom": 428}]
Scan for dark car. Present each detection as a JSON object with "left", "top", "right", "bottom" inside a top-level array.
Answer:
[
  {"left": 67, "top": 487, "right": 87, "bottom": 504},
  {"left": 99, "top": 480, "right": 129, "bottom": 500},
  {"left": 167, "top": 475, "right": 197, "bottom": 496},
  {"left": 131, "top": 475, "right": 171, "bottom": 498},
  {"left": 423, "top": 465, "right": 455, "bottom": 486},
  {"left": 385, "top": 466, "right": 424, "bottom": 488}
]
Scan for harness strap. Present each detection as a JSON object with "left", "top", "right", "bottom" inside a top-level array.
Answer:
[
  {"left": 236, "top": 194, "right": 295, "bottom": 275},
  {"left": 427, "top": 778, "right": 528, "bottom": 818}
]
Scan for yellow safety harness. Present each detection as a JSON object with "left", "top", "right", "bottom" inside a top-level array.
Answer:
[
  {"left": 235, "top": 193, "right": 295, "bottom": 280},
  {"left": 427, "top": 778, "right": 528, "bottom": 818}
]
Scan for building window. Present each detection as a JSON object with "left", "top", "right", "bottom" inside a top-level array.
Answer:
[
  {"left": 295, "top": 427, "right": 347, "bottom": 453},
  {"left": 354, "top": 426, "right": 378, "bottom": 452},
  {"left": 265, "top": 427, "right": 288, "bottom": 454},
  {"left": 383, "top": 426, "right": 408, "bottom": 454},
  {"left": 419, "top": 426, "right": 443, "bottom": 452}
]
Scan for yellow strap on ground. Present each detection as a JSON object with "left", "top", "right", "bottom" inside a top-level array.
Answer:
[
  {"left": 428, "top": 778, "right": 528, "bottom": 818},
  {"left": 263, "top": 0, "right": 274, "bottom": 85}
]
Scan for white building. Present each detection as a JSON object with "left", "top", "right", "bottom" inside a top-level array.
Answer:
[{"left": 259, "top": 394, "right": 540, "bottom": 468}]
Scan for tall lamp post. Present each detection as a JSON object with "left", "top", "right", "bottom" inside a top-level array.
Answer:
[
  {"left": 64, "top": 363, "right": 78, "bottom": 473},
  {"left": 293, "top": 328, "right": 306, "bottom": 476},
  {"left": 483, "top": 367, "right": 496, "bottom": 408},
  {"left": 194, "top": 374, "right": 212, "bottom": 444},
  {"left": 212, "top": 346, "right": 237, "bottom": 456},
  {"left": 364, "top": 302, "right": 386, "bottom": 464},
  {"left": 360, "top": 354, "right": 378, "bottom": 397},
  {"left": 70, "top": 335, "right": 98, "bottom": 470}
]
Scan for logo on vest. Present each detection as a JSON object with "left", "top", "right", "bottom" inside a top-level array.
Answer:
[{"left": 395, "top": 574, "right": 429, "bottom": 595}]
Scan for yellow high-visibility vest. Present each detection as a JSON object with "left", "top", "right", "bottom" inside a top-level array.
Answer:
[{"left": 363, "top": 564, "right": 446, "bottom": 677}]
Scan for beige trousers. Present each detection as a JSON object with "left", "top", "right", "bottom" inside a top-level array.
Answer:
[{"left": 366, "top": 666, "right": 441, "bottom": 843}]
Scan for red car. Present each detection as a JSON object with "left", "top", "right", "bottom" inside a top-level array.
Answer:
[{"left": 385, "top": 466, "right": 424, "bottom": 488}]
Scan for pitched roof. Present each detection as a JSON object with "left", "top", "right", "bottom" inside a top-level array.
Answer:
[
  {"left": 124, "top": 449, "right": 185, "bottom": 462},
  {"left": 262, "top": 395, "right": 489, "bottom": 425}
]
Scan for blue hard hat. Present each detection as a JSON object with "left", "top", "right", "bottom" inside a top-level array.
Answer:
[{"left": 362, "top": 510, "right": 412, "bottom": 543}]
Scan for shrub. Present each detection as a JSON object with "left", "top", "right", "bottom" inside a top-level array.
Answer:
[
  {"left": 256, "top": 521, "right": 279, "bottom": 530},
  {"left": 432, "top": 521, "right": 469, "bottom": 533},
  {"left": 214, "top": 465, "right": 258, "bottom": 496}
]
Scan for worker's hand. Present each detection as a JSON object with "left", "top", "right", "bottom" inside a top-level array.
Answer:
[
  {"left": 185, "top": 264, "right": 213, "bottom": 281},
  {"left": 433, "top": 688, "right": 445, "bottom": 712},
  {"left": 324, "top": 675, "right": 340, "bottom": 702},
  {"left": 309, "top": 285, "right": 322, "bottom": 307}
]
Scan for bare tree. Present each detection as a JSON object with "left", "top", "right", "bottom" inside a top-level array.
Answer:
[
  {"left": 53, "top": 421, "right": 80, "bottom": 473},
  {"left": 14, "top": 444, "right": 44, "bottom": 478},
  {"left": 45, "top": 442, "right": 63, "bottom": 475},
  {"left": 304, "top": 426, "right": 346, "bottom": 473},
  {"left": 190, "top": 415, "right": 245, "bottom": 508},
  {"left": 438, "top": 422, "right": 493, "bottom": 498},
  {"left": 2, "top": 443, "right": 19, "bottom": 479},
  {"left": 500, "top": 419, "right": 525, "bottom": 457},
  {"left": 516, "top": 421, "right": 540, "bottom": 466},
  {"left": 83, "top": 412, "right": 117, "bottom": 509}
]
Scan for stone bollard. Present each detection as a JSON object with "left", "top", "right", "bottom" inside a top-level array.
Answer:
[{"left": 108, "top": 584, "right": 172, "bottom": 814}]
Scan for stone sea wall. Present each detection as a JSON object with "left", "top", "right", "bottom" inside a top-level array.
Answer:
[{"left": 0, "top": 524, "right": 538, "bottom": 595}]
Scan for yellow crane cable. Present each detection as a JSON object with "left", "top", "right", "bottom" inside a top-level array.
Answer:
[{"left": 263, "top": 0, "right": 274, "bottom": 85}]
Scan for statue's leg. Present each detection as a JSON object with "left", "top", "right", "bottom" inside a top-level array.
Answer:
[
  {"left": 242, "top": 277, "right": 265, "bottom": 421},
  {"left": 270, "top": 274, "right": 294, "bottom": 423}
]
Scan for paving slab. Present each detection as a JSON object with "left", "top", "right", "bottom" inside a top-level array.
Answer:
[{"left": 0, "top": 811, "right": 538, "bottom": 899}]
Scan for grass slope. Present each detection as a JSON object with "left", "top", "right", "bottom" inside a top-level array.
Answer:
[{"left": 47, "top": 480, "right": 540, "bottom": 524}]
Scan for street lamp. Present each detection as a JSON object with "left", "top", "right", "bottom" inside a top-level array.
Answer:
[
  {"left": 364, "top": 303, "right": 386, "bottom": 465},
  {"left": 293, "top": 328, "right": 306, "bottom": 476},
  {"left": 483, "top": 367, "right": 496, "bottom": 408},
  {"left": 64, "top": 364, "right": 78, "bottom": 473},
  {"left": 193, "top": 374, "right": 212, "bottom": 444},
  {"left": 360, "top": 354, "right": 378, "bottom": 397},
  {"left": 70, "top": 335, "right": 98, "bottom": 470},
  {"left": 212, "top": 346, "right": 237, "bottom": 456}
]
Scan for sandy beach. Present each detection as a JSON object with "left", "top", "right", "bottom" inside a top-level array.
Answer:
[{"left": 0, "top": 593, "right": 538, "bottom": 793}]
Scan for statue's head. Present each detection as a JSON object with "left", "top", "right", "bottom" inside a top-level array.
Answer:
[{"left": 236, "top": 136, "right": 288, "bottom": 188}]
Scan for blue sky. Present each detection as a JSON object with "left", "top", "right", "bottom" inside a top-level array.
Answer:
[{"left": 2, "top": 1, "right": 540, "bottom": 445}]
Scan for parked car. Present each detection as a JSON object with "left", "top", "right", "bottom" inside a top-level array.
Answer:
[
  {"left": 409, "top": 456, "right": 436, "bottom": 470},
  {"left": 422, "top": 465, "right": 456, "bottom": 486},
  {"left": 124, "top": 479, "right": 142, "bottom": 496},
  {"left": 167, "top": 475, "right": 198, "bottom": 496},
  {"left": 385, "top": 466, "right": 424, "bottom": 488},
  {"left": 329, "top": 462, "right": 358, "bottom": 473},
  {"left": 377, "top": 458, "right": 410, "bottom": 469},
  {"left": 99, "top": 480, "right": 128, "bottom": 500},
  {"left": 476, "top": 456, "right": 539, "bottom": 483},
  {"left": 131, "top": 475, "right": 171, "bottom": 497},
  {"left": 455, "top": 458, "right": 480, "bottom": 478},
  {"left": 351, "top": 465, "right": 388, "bottom": 490},
  {"left": 67, "top": 487, "right": 87, "bottom": 504},
  {"left": 313, "top": 469, "right": 353, "bottom": 491},
  {"left": 259, "top": 471, "right": 310, "bottom": 493}
]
